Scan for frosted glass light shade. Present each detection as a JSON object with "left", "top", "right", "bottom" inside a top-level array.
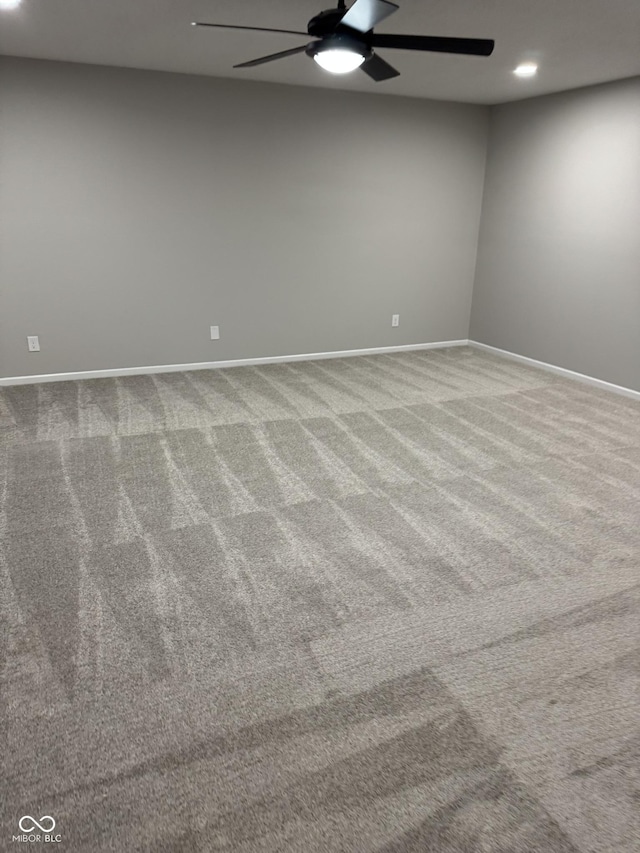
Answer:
[{"left": 314, "top": 49, "right": 365, "bottom": 74}]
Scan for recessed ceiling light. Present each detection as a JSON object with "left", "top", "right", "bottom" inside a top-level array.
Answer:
[
  {"left": 0, "top": 0, "right": 22, "bottom": 9},
  {"left": 514, "top": 62, "right": 538, "bottom": 78}
]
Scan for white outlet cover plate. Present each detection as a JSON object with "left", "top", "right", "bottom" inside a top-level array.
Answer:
[{"left": 210, "top": 325, "right": 220, "bottom": 340}]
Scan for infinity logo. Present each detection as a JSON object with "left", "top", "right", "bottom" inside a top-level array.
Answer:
[{"left": 18, "top": 815, "right": 56, "bottom": 833}]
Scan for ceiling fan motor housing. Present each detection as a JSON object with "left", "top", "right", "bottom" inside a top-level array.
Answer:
[
  {"left": 307, "top": 6, "right": 372, "bottom": 63},
  {"left": 307, "top": 8, "right": 353, "bottom": 38}
]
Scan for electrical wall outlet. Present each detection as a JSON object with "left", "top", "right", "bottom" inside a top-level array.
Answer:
[
  {"left": 391, "top": 314, "right": 400, "bottom": 327},
  {"left": 210, "top": 325, "right": 220, "bottom": 340},
  {"left": 27, "top": 335, "right": 40, "bottom": 352}
]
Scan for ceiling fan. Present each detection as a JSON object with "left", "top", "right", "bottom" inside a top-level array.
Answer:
[{"left": 192, "top": 0, "right": 495, "bottom": 82}]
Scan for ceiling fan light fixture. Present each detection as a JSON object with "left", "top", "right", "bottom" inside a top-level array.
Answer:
[
  {"left": 514, "top": 62, "right": 538, "bottom": 77},
  {"left": 313, "top": 48, "right": 366, "bottom": 74},
  {"left": 309, "top": 34, "right": 370, "bottom": 75}
]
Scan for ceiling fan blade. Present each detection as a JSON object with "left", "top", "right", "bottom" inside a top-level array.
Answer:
[
  {"left": 192, "top": 22, "right": 309, "bottom": 37},
  {"left": 233, "top": 44, "right": 311, "bottom": 69},
  {"left": 371, "top": 34, "right": 495, "bottom": 56},
  {"left": 340, "top": 0, "right": 399, "bottom": 34},
  {"left": 361, "top": 53, "right": 400, "bottom": 81}
]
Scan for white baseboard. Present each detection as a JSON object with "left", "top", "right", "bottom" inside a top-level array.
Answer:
[
  {"left": 0, "top": 340, "right": 469, "bottom": 387},
  {"left": 469, "top": 340, "right": 640, "bottom": 401}
]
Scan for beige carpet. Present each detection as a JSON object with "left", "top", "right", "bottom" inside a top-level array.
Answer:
[{"left": 1, "top": 346, "right": 638, "bottom": 852}]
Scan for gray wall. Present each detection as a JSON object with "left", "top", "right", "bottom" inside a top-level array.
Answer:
[
  {"left": 0, "top": 57, "right": 488, "bottom": 378},
  {"left": 471, "top": 77, "right": 640, "bottom": 391}
]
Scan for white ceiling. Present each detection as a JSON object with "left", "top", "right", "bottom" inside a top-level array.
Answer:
[{"left": 1, "top": 0, "right": 639, "bottom": 104}]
